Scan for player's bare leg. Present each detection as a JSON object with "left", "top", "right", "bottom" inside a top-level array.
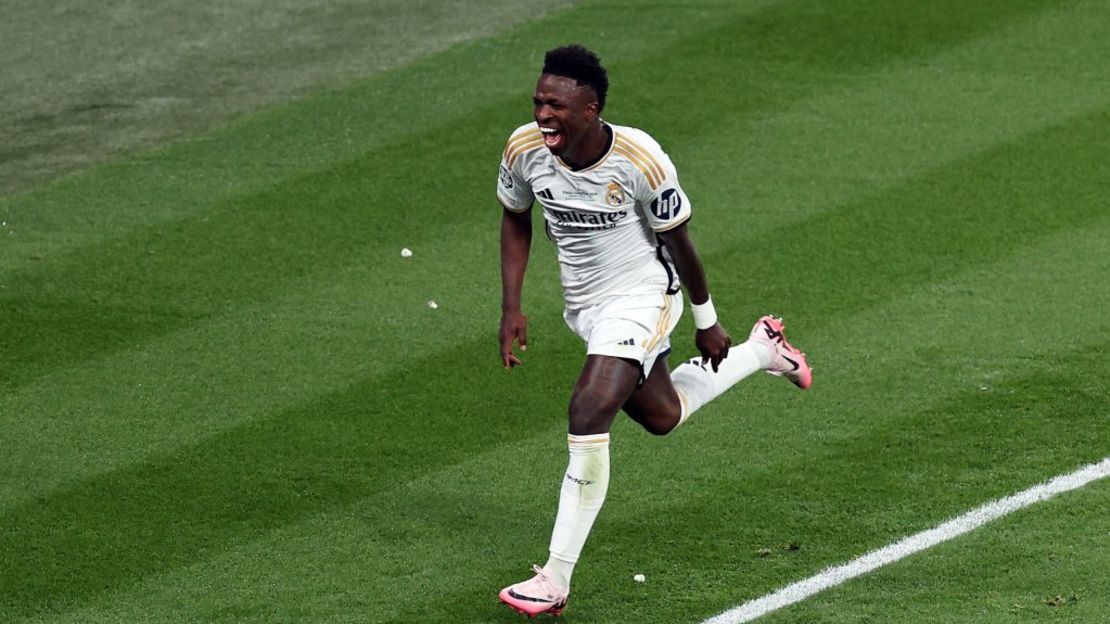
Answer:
[
  {"left": 501, "top": 355, "right": 639, "bottom": 616},
  {"left": 623, "top": 355, "right": 683, "bottom": 435},
  {"left": 567, "top": 355, "right": 641, "bottom": 435},
  {"left": 626, "top": 316, "right": 813, "bottom": 436}
]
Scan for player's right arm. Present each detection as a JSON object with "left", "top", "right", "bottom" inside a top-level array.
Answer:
[
  {"left": 496, "top": 125, "right": 540, "bottom": 369},
  {"left": 500, "top": 206, "right": 531, "bottom": 369}
]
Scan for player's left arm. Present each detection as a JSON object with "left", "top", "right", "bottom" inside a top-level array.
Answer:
[
  {"left": 631, "top": 128, "right": 732, "bottom": 370},
  {"left": 657, "top": 224, "right": 732, "bottom": 371}
]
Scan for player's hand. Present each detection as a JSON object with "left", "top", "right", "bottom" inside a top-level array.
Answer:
[
  {"left": 696, "top": 324, "right": 732, "bottom": 372},
  {"left": 499, "top": 309, "right": 528, "bottom": 369}
]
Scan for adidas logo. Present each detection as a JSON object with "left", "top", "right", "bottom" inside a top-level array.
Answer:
[{"left": 617, "top": 338, "right": 636, "bottom": 346}]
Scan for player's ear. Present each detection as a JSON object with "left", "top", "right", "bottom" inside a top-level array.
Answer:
[{"left": 585, "top": 100, "right": 600, "bottom": 121}]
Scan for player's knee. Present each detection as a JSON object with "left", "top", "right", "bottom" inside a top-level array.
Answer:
[
  {"left": 568, "top": 391, "right": 623, "bottom": 434},
  {"left": 640, "top": 417, "right": 677, "bottom": 436},
  {"left": 624, "top": 397, "right": 681, "bottom": 436}
]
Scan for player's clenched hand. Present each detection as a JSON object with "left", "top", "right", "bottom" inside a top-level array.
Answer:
[
  {"left": 696, "top": 324, "right": 732, "bottom": 372},
  {"left": 499, "top": 310, "right": 528, "bottom": 369}
]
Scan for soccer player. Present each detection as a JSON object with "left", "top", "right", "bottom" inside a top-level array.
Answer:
[{"left": 496, "top": 45, "right": 812, "bottom": 617}]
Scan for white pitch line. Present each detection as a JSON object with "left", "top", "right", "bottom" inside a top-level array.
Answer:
[{"left": 702, "top": 456, "right": 1110, "bottom": 624}]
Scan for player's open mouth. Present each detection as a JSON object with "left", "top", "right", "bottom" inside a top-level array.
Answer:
[{"left": 540, "top": 126, "right": 564, "bottom": 150}]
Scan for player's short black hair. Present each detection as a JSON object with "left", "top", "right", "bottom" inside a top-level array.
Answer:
[{"left": 542, "top": 45, "right": 609, "bottom": 113}]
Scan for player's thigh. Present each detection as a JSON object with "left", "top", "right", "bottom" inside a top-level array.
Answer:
[
  {"left": 623, "top": 353, "right": 682, "bottom": 434},
  {"left": 567, "top": 354, "right": 641, "bottom": 435}
]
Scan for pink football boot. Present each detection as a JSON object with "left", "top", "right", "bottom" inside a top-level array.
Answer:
[
  {"left": 499, "top": 565, "right": 569, "bottom": 618},
  {"left": 749, "top": 315, "right": 812, "bottom": 389}
]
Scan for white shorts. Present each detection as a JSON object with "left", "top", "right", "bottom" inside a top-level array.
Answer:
[{"left": 563, "top": 291, "right": 684, "bottom": 378}]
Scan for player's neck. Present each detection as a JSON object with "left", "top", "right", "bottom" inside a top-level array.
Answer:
[{"left": 561, "top": 123, "right": 611, "bottom": 171}]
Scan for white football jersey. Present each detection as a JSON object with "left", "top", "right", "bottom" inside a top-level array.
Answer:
[{"left": 496, "top": 121, "right": 691, "bottom": 311}]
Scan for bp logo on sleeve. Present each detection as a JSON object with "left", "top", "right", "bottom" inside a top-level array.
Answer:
[{"left": 650, "top": 188, "right": 682, "bottom": 220}]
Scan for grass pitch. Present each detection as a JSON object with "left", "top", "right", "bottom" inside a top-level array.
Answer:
[{"left": 2, "top": 1, "right": 1108, "bottom": 622}]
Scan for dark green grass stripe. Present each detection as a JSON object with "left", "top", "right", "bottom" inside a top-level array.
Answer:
[
  {"left": 0, "top": 0, "right": 1075, "bottom": 392},
  {"left": 605, "top": 0, "right": 1061, "bottom": 138},
  {"left": 706, "top": 104, "right": 1110, "bottom": 327}
]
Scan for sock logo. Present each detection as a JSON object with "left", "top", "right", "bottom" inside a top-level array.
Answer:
[{"left": 566, "top": 473, "right": 594, "bottom": 486}]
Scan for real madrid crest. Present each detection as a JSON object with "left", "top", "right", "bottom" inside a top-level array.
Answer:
[{"left": 605, "top": 181, "right": 625, "bottom": 207}]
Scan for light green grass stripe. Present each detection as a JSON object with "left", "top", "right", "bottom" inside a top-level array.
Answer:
[
  {"left": 0, "top": 0, "right": 578, "bottom": 198},
  {"left": 682, "top": 0, "right": 1110, "bottom": 257},
  {"left": 25, "top": 215, "right": 1109, "bottom": 624}
]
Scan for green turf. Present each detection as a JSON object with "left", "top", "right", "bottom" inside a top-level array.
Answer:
[
  {"left": 2, "top": 0, "right": 1109, "bottom": 622},
  {"left": 0, "top": 0, "right": 577, "bottom": 198}
]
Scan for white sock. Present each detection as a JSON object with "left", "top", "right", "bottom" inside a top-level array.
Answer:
[
  {"left": 672, "top": 340, "right": 773, "bottom": 426},
  {"left": 544, "top": 432, "right": 610, "bottom": 590}
]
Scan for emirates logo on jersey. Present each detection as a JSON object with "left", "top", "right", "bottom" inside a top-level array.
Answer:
[
  {"left": 605, "top": 181, "right": 626, "bottom": 207},
  {"left": 549, "top": 208, "right": 628, "bottom": 229}
]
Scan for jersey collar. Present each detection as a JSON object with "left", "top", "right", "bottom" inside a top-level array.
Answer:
[{"left": 555, "top": 121, "right": 615, "bottom": 173}]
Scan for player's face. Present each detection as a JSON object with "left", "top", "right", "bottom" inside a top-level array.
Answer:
[{"left": 533, "top": 73, "right": 599, "bottom": 157}]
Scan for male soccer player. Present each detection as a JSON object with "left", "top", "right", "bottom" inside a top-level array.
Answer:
[{"left": 496, "top": 45, "right": 812, "bottom": 617}]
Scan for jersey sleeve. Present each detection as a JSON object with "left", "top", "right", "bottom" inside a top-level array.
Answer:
[
  {"left": 619, "top": 130, "right": 692, "bottom": 232},
  {"left": 496, "top": 126, "right": 540, "bottom": 212}
]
